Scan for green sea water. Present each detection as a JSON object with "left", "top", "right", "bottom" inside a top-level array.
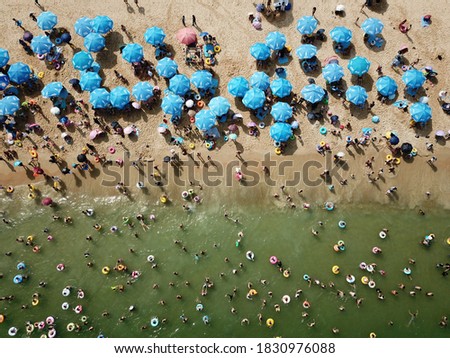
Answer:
[{"left": 0, "top": 193, "right": 449, "bottom": 338}]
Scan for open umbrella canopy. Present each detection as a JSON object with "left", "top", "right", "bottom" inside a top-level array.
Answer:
[
  {"left": 376, "top": 76, "right": 398, "bottom": 97},
  {"left": 265, "top": 31, "right": 286, "bottom": 50},
  {"left": 0, "top": 48, "right": 9, "bottom": 67},
  {"left": 84, "top": 33, "right": 105, "bottom": 52},
  {"left": 110, "top": 86, "right": 130, "bottom": 109},
  {"left": 195, "top": 109, "right": 217, "bottom": 131},
  {"left": 161, "top": 94, "right": 183, "bottom": 115},
  {"left": 209, "top": 96, "right": 230, "bottom": 117},
  {"left": 362, "top": 17, "right": 384, "bottom": 35},
  {"left": 122, "top": 43, "right": 144, "bottom": 63},
  {"left": 435, "top": 130, "right": 446, "bottom": 137},
  {"left": 270, "top": 122, "right": 292, "bottom": 142},
  {"left": 242, "top": 88, "right": 265, "bottom": 109},
  {"left": 330, "top": 26, "right": 352, "bottom": 43},
  {"left": 80, "top": 72, "right": 102, "bottom": 92},
  {"left": 390, "top": 134, "right": 400, "bottom": 145},
  {"left": 169, "top": 74, "right": 190, "bottom": 96},
  {"left": 271, "top": 102, "right": 293, "bottom": 122},
  {"left": 190, "top": 70, "right": 213, "bottom": 90},
  {"left": 0, "top": 96, "right": 20, "bottom": 115},
  {"left": 250, "top": 71, "right": 270, "bottom": 90},
  {"left": 0, "top": 74, "right": 10, "bottom": 90},
  {"left": 77, "top": 153, "right": 87, "bottom": 163},
  {"left": 410, "top": 102, "right": 432, "bottom": 123},
  {"left": 41, "top": 197, "right": 53, "bottom": 206},
  {"left": 297, "top": 16, "right": 318, "bottom": 35},
  {"left": 30, "top": 35, "right": 53, "bottom": 55},
  {"left": 7, "top": 62, "right": 31, "bottom": 84},
  {"left": 41, "top": 82, "right": 64, "bottom": 98},
  {"left": 322, "top": 63, "right": 345, "bottom": 83},
  {"left": 144, "top": 26, "right": 166, "bottom": 46},
  {"left": 92, "top": 15, "right": 113, "bottom": 34},
  {"left": 346, "top": 85, "right": 368, "bottom": 105},
  {"left": 89, "top": 88, "right": 110, "bottom": 109},
  {"left": 250, "top": 42, "right": 271, "bottom": 60},
  {"left": 228, "top": 76, "right": 249, "bottom": 97},
  {"left": 37, "top": 11, "right": 58, "bottom": 30},
  {"left": 74, "top": 17, "right": 93, "bottom": 37},
  {"left": 132, "top": 81, "right": 153, "bottom": 101},
  {"left": 176, "top": 27, "right": 197, "bottom": 45},
  {"left": 301, "top": 84, "right": 326, "bottom": 103},
  {"left": 156, "top": 57, "right": 178, "bottom": 78},
  {"left": 270, "top": 78, "right": 292, "bottom": 98},
  {"left": 402, "top": 69, "right": 426, "bottom": 89},
  {"left": 72, "top": 51, "right": 94, "bottom": 71},
  {"left": 296, "top": 44, "right": 317, "bottom": 59},
  {"left": 348, "top": 56, "right": 371, "bottom": 76}
]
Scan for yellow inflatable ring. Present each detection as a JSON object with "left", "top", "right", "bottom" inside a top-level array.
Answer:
[
  {"left": 411, "top": 148, "right": 417, "bottom": 154},
  {"left": 274, "top": 147, "right": 282, "bottom": 155},
  {"left": 102, "top": 266, "right": 110, "bottom": 275},
  {"left": 32, "top": 298, "right": 39, "bottom": 306},
  {"left": 386, "top": 155, "right": 393, "bottom": 161},
  {"left": 369, "top": 332, "right": 377, "bottom": 338},
  {"left": 189, "top": 143, "right": 195, "bottom": 149},
  {"left": 266, "top": 318, "right": 274, "bottom": 328},
  {"left": 29, "top": 150, "right": 38, "bottom": 158},
  {"left": 394, "top": 158, "right": 401, "bottom": 165},
  {"left": 361, "top": 276, "right": 369, "bottom": 285},
  {"left": 27, "top": 235, "right": 33, "bottom": 242},
  {"left": 117, "top": 264, "right": 125, "bottom": 271},
  {"left": 197, "top": 100, "right": 205, "bottom": 108},
  {"left": 160, "top": 195, "right": 168, "bottom": 204},
  {"left": 283, "top": 270, "right": 290, "bottom": 278},
  {"left": 28, "top": 193, "right": 36, "bottom": 199},
  {"left": 205, "top": 58, "right": 211, "bottom": 66},
  {"left": 249, "top": 289, "right": 258, "bottom": 296},
  {"left": 94, "top": 224, "right": 102, "bottom": 231},
  {"left": 205, "top": 142, "right": 212, "bottom": 149},
  {"left": 66, "top": 323, "right": 75, "bottom": 332},
  {"left": 214, "top": 45, "right": 221, "bottom": 53},
  {"left": 320, "top": 141, "right": 326, "bottom": 147},
  {"left": 37, "top": 72, "right": 44, "bottom": 79},
  {"left": 332, "top": 265, "right": 340, "bottom": 275},
  {"left": 6, "top": 186, "right": 14, "bottom": 193}
]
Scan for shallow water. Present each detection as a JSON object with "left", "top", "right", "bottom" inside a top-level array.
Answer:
[{"left": 0, "top": 193, "right": 449, "bottom": 338}]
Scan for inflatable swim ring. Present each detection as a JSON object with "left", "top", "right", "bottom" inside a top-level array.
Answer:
[
  {"left": 332, "top": 265, "right": 340, "bottom": 275},
  {"left": 361, "top": 276, "right": 369, "bottom": 285},
  {"left": 37, "top": 321, "right": 45, "bottom": 330},
  {"left": 379, "top": 231, "right": 387, "bottom": 239},
  {"left": 32, "top": 245, "right": 40, "bottom": 253},
  {"left": 338, "top": 240, "right": 345, "bottom": 247},
  {"left": 386, "top": 155, "right": 392, "bottom": 161},
  {"left": 0, "top": 314, "right": 4, "bottom": 324},
  {"left": 359, "top": 262, "right": 367, "bottom": 270},
  {"left": 403, "top": 267, "right": 412, "bottom": 275},
  {"left": 147, "top": 255, "right": 155, "bottom": 263},
  {"left": 333, "top": 245, "right": 340, "bottom": 252},
  {"left": 372, "top": 246, "right": 382, "bottom": 254},
  {"left": 302, "top": 300, "right": 311, "bottom": 309},
  {"left": 160, "top": 195, "right": 168, "bottom": 204},
  {"left": 56, "top": 263, "right": 65, "bottom": 271},
  {"left": 269, "top": 256, "right": 278, "bottom": 265},
  {"left": 102, "top": 266, "right": 110, "bottom": 275},
  {"left": 366, "top": 264, "right": 375, "bottom": 273},
  {"left": 283, "top": 270, "right": 290, "bottom": 278},
  {"left": 246, "top": 251, "right": 255, "bottom": 261},
  {"left": 369, "top": 332, "right": 377, "bottom": 338},
  {"left": 6, "top": 186, "right": 14, "bottom": 193},
  {"left": 77, "top": 290, "right": 85, "bottom": 299},
  {"left": 17, "top": 262, "right": 26, "bottom": 270},
  {"left": 189, "top": 143, "right": 195, "bottom": 149},
  {"left": 325, "top": 202, "right": 334, "bottom": 211},
  {"left": 61, "top": 302, "right": 69, "bottom": 310},
  {"left": 28, "top": 193, "right": 36, "bottom": 199},
  {"left": 37, "top": 72, "right": 44, "bottom": 79},
  {"left": 320, "top": 141, "right": 326, "bottom": 147},
  {"left": 13, "top": 275, "right": 23, "bottom": 284},
  {"left": 48, "top": 328, "right": 56, "bottom": 338},
  {"left": 274, "top": 147, "right": 282, "bottom": 155},
  {"left": 338, "top": 220, "right": 346, "bottom": 229},
  {"left": 282, "top": 295, "right": 291, "bottom": 304},
  {"left": 249, "top": 289, "right": 258, "bottom": 296},
  {"left": 108, "top": 146, "right": 116, "bottom": 154},
  {"left": 368, "top": 280, "right": 376, "bottom": 289},
  {"left": 197, "top": 100, "right": 205, "bottom": 108},
  {"left": 181, "top": 191, "right": 189, "bottom": 199},
  {"left": 32, "top": 298, "right": 39, "bottom": 306},
  {"left": 66, "top": 323, "right": 75, "bottom": 332},
  {"left": 74, "top": 305, "right": 83, "bottom": 314},
  {"left": 266, "top": 318, "right": 274, "bottom": 328},
  {"left": 196, "top": 303, "right": 204, "bottom": 311},
  {"left": 346, "top": 275, "right": 355, "bottom": 284},
  {"left": 259, "top": 122, "right": 265, "bottom": 129},
  {"left": 320, "top": 127, "right": 327, "bottom": 135},
  {"left": 150, "top": 317, "right": 159, "bottom": 327},
  {"left": 46, "top": 316, "right": 54, "bottom": 325},
  {"left": 8, "top": 327, "right": 18, "bottom": 336},
  {"left": 214, "top": 45, "right": 221, "bottom": 53}
]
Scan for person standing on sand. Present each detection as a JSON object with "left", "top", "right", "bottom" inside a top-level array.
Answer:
[
  {"left": 182, "top": 16, "right": 186, "bottom": 27},
  {"left": 192, "top": 15, "right": 198, "bottom": 27}
]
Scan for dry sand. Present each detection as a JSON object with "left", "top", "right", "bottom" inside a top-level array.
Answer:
[{"left": 1, "top": 0, "right": 449, "bottom": 209}]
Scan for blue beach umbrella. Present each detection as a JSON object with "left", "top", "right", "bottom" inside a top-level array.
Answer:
[
  {"left": 41, "top": 82, "right": 64, "bottom": 98},
  {"left": 242, "top": 88, "right": 265, "bottom": 109},
  {"left": 161, "top": 94, "right": 183, "bottom": 115},
  {"left": 0, "top": 48, "right": 9, "bottom": 67},
  {"left": 37, "top": 11, "right": 58, "bottom": 30},
  {"left": 72, "top": 51, "right": 94, "bottom": 71},
  {"left": 362, "top": 18, "right": 384, "bottom": 35},
  {"left": 265, "top": 31, "right": 286, "bottom": 50},
  {"left": 156, "top": 57, "right": 178, "bottom": 78},
  {"left": 7, "top": 62, "right": 31, "bottom": 84},
  {"left": 195, "top": 109, "right": 217, "bottom": 130},
  {"left": 0, "top": 95, "right": 20, "bottom": 115},
  {"left": 122, "top": 43, "right": 144, "bottom": 63},
  {"left": 0, "top": 74, "right": 10, "bottom": 90},
  {"left": 110, "top": 86, "right": 130, "bottom": 109},
  {"left": 89, "top": 88, "right": 110, "bottom": 109},
  {"left": 209, "top": 96, "right": 230, "bottom": 117},
  {"left": 346, "top": 85, "right": 368, "bottom": 106},
  {"left": 250, "top": 71, "right": 270, "bottom": 91},
  {"left": 348, "top": 56, "right": 371, "bottom": 76},
  {"left": 376, "top": 76, "right": 398, "bottom": 97},
  {"left": 74, "top": 17, "right": 93, "bottom": 37},
  {"left": 322, "top": 63, "right": 345, "bottom": 83},
  {"left": 250, "top": 43, "right": 271, "bottom": 60},
  {"left": 296, "top": 16, "right": 318, "bottom": 35},
  {"left": 271, "top": 102, "right": 293, "bottom": 122},
  {"left": 144, "top": 26, "right": 166, "bottom": 46},
  {"left": 30, "top": 35, "right": 53, "bottom": 55},
  {"left": 80, "top": 72, "right": 102, "bottom": 92},
  {"left": 301, "top": 84, "right": 325, "bottom": 104},
  {"left": 295, "top": 44, "right": 317, "bottom": 59},
  {"left": 330, "top": 26, "right": 352, "bottom": 43},
  {"left": 410, "top": 102, "right": 432, "bottom": 123},
  {"left": 270, "top": 122, "right": 292, "bottom": 142},
  {"left": 92, "top": 15, "right": 113, "bottom": 34},
  {"left": 402, "top": 69, "right": 426, "bottom": 89},
  {"left": 169, "top": 74, "right": 190, "bottom": 96},
  {"left": 228, "top": 76, "right": 249, "bottom": 98},
  {"left": 132, "top": 81, "right": 153, "bottom": 101},
  {"left": 270, "top": 78, "right": 292, "bottom": 98},
  {"left": 191, "top": 70, "right": 213, "bottom": 90},
  {"left": 84, "top": 33, "right": 105, "bottom": 52}
]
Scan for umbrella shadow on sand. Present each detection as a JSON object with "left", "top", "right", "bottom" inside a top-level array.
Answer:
[{"left": 97, "top": 32, "right": 121, "bottom": 69}]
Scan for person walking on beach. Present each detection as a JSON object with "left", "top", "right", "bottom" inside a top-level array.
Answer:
[
  {"left": 29, "top": 13, "right": 37, "bottom": 22},
  {"left": 182, "top": 16, "right": 186, "bottom": 27},
  {"left": 12, "top": 18, "right": 24, "bottom": 30},
  {"left": 192, "top": 15, "right": 198, "bottom": 27}
]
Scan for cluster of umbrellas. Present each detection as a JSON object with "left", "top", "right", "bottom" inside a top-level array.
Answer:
[
  {"left": 194, "top": 96, "right": 231, "bottom": 131},
  {"left": 74, "top": 15, "right": 114, "bottom": 38}
]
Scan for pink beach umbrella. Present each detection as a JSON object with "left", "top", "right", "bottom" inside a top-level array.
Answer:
[
  {"left": 176, "top": 27, "right": 197, "bottom": 45},
  {"left": 41, "top": 197, "right": 53, "bottom": 206}
]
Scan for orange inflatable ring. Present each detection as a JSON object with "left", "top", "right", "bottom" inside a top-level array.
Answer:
[
  {"left": 189, "top": 117, "right": 195, "bottom": 123},
  {"left": 29, "top": 150, "right": 38, "bottom": 158},
  {"left": 197, "top": 100, "right": 205, "bottom": 108},
  {"left": 94, "top": 156, "right": 100, "bottom": 163}
]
